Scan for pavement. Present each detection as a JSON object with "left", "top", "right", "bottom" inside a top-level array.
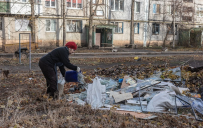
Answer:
[{"left": 0, "top": 50, "right": 203, "bottom": 58}]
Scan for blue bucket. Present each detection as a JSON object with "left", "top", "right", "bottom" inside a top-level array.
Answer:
[{"left": 65, "top": 71, "right": 78, "bottom": 82}]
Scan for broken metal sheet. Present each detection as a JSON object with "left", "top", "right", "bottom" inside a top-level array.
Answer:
[{"left": 126, "top": 100, "right": 147, "bottom": 106}]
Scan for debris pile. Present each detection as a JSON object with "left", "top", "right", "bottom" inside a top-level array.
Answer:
[{"left": 65, "top": 65, "right": 203, "bottom": 121}]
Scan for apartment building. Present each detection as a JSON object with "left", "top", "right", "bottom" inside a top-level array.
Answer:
[{"left": 0, "top": 0, "right": 203, "bottom": 52}]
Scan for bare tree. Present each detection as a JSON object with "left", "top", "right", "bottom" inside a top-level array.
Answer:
[
  {"left": 88, "top": 0, "right": 100, "bottom": 49},
  {"left": 31, "top": 0, "right": 35, "bottom": 43},
  {"left": 130, "top": 0, "right": 135, "bottom": 47}
]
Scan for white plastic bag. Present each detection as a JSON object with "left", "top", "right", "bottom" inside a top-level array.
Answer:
[
  {"left": 58, "top": 73, "right": 66, "bottom": 98},
  {"left": 87, "top": 77, "right": 106, "bottom": 109},
  {"left": 147, "top": 91, "right": 183, "bottom": 112}
]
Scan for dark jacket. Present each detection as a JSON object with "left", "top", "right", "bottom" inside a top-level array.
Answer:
[{"left": 39, "top": 47, "right": 77, "bottom": 77}]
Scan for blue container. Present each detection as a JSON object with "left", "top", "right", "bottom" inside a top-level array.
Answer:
[
  {"left": 65, "top": 71, "right": 78, "bottom": 82},
  {"left": 118, "top": 79, "right": 123, "bottom": 83}
]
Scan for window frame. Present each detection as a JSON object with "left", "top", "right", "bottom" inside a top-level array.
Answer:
[
  {"left": 66, "top": 20, "right": 82, "bottom": 33},
  {"left": 46, "top": 19, "right": 56, "bottom": 32},
  {"left": 111, "top": 0, "right": 124, "bottom": 11},
  {"left": 15, "top": 19, "right": 31, "bottom": 32},
  {"left": 67, "top": 0, "right": 83, "bottom": 9},
  {"left": 152, "top": 23, "right": 160, "bottom": 35},
  {"left": 135, "top": 2, "right": 140, "bottom": 13},
  {"left": 134, "top": 23, "right": 139, "bottom": 34},
  {"left": 93, "top": 0, "right": 104, "bottom": 5},
  {"left": 197, "top": 7, "right": 203, "bottom": 17},
  {"left": 95, "top": 10, "right": 104, "bottom": 16},
  {"left": 153, "top": 4, "right": 160, "bottom": 14},
  {"left": 111, "top": 22, "right": 123, "bottom": 34},
  {"left": 45, "top": 0, "right": 56, "bottom": 8}
]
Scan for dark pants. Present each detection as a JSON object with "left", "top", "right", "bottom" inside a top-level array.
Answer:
[{"left": 39, "top": 60, "right": 57, "bottom": 97}]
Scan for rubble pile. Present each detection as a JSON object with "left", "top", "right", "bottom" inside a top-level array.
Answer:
[{"left": 65, "top": 65, "right": 203, "bottom": 121}]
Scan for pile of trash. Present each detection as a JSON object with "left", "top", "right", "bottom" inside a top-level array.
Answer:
[{"left": 65, "top": 66, "right": 203, "bottom": 121}]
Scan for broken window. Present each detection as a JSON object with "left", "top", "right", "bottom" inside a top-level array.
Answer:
[
  {"left": 152, "top": 23, "right": 160, "bottom": 35},
  {"left": 197, "top": 7, "right": 203, "bottom": 17},
  {"left": 66, "top": 20, "right": 82, "bottom": 32},
  {"left": 15, "top": 19, "right": 31, "bottom": 31},
  {"left": 153, "top": 4, "right": 160, "bottom": 14},
  {"left": 45, "top": 0, "right": 55, "bottom": 7},
  {"left": 93, "top": 0, "right": 104, "bottom": 4},
  {"left": 67, "top": 0, "right": 82, "bottom": 9},
  {"left": 111, "top": 22, "right": 123, "bottom": 33},
  {"left": 46, "top": 19, "right": 56, "bottom": 32},
  {"left": 111, "top": 0, "right": 124, "bottom": 11},
  {"left": 167, "top": 24, "right": 177, "bottom": 35},
  {"left": 134, "top": 23, "right": 139, "bottom": 34},
  {"left": 135, "top": 2, "right": 140, "bottom": 13}
]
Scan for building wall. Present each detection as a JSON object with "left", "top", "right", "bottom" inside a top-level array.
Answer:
[{"left": 1, "top": 0, "right": 203, "bottom": 50}]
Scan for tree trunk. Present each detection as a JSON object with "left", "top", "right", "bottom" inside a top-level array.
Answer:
[
  {"left": 130, "top": 0, "right": 135, "bottom": 47},
  {"left": 31, "top": 0, "right": 35, "bottom": 43},
  {"left": 172, "top": 0, "right": 175, "bottom": 48},
  {"left": 88, "top": 0, "right": 93, "bottom": 49},
  {"left": 63, "top": 0, "right": 66, "bottom": 46},
  {"left": 163, "top": 21, "right": 173, "bottom": 48}
]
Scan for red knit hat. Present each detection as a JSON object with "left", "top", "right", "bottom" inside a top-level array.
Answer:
[{"left": 65, "top": 41, "right": 77, "bottom": 50}]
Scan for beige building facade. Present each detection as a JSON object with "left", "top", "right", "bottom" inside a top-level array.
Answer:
[{"left": 0, "top": 0, "right": 203, "bottom": 52}]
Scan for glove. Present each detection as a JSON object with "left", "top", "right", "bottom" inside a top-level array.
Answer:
[{"left": 77, "top": 67, "right": 81, "bottom": 73}]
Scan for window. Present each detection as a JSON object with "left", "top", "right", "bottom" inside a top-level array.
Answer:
[
  {"left": 152, "top": 23, "right": 160, "bottom": 35},
  {"left": 15, "top": 19, "right": 31, "bottom": 31},
  {"left": 111, "top": 22, "right": 123, "bottom": 33},
  {"left": 66, "top": 20, "right": 82, "bottom": 32},
  {"left": 182, "top": 16, "right": 192, "bottom": 21},
  {"left": 134, "top": 23, "right": 139, "bottom": 34},
  {"left": 183, "top": 6, "right": 193, "bottom": 12},
  {"left": 135, "top": 2, "right": 140, "bottom": 13},
  {"left": 111, "top": 0, "right": 124, "bottom": 11},
  {"left": 22, "top": 0, "right": 27, "bottom": 2},
  {"left": 0, "top": 1, "right": 10, "bottom": 13},
  {"left": 183, "top": 0, "right": 193, "bottom": 3},
  {"left": 35, "top": 0, "right": 41, "bottom": 4},
  {"left": 93, "top": 0, "right": 104, "bottom": 4},
  {"left": 167, "top": 24, "right": 177, "bottom": 35},
  {"left": 67, "top": 0, "right": 82, "bottom": 9},
  {"left": 45, "top": 0, "right": 55, "bottom": 7},
  {"left": 95, "top": 10, "right": 104, "bottom": 16},
  {"left": 197, "top": 7, "right": 203, "bottom": 17},
  {"left": 46, "top": 19, "right": 56, "bottom": 32},
  {"left": 153, "top": 4, "right": 160, "bottom": 14}
]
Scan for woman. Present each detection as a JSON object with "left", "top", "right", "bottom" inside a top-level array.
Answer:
[{"left": 39, "top": 41, "right": 80, "bottom": 98}]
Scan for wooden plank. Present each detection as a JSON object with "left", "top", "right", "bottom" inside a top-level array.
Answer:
[{"left": 114, "top": 110, "right": 157, "bottom": 120}]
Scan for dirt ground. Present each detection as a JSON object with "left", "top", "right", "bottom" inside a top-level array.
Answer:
[{"left": 0, "top": 55, "right": 203, "bottom": 127}]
